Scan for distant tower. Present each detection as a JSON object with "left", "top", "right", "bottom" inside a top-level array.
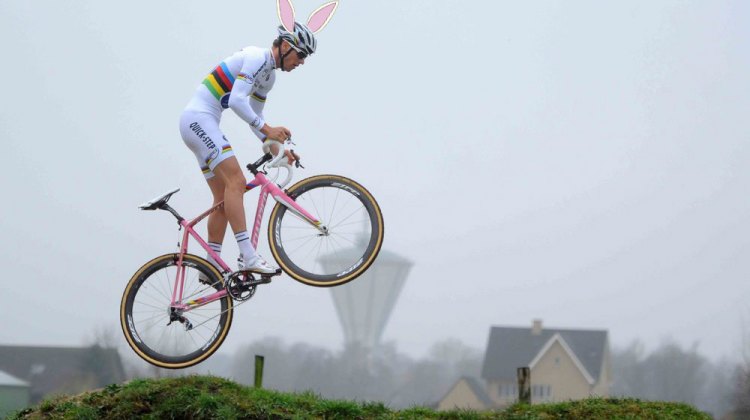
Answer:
[{"left": 323, "top": 248, "right": 412, "bottom": 352}]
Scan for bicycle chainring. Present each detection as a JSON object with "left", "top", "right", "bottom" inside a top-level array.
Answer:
[{"left": 226, "top": 272, "right": 258, "bottom": 302}]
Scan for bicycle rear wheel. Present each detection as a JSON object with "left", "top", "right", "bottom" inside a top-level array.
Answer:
[
  {"left": 120, "top": 254, "right": 233, "bottom": 369},
  {"left": 268, "top": 175, "right": 384, "bottom": 287}
]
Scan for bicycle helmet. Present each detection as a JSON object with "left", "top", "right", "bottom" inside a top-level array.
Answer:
[{"left": 277, "top": 22, "right": 317, "bottom": 55}]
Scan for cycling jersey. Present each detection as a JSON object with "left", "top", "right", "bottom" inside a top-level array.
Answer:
[{"left": 181, "top": 46, "right": 278, "bottom": 179}]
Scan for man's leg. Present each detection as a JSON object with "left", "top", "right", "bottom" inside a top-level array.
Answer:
[
  {"left": 206, "top": 176, "right": 228, "bottom": 244},
  {"left": 211, "top": 156, "right": 248, "bottom": 237},
  {"left": 212, "top": 157, "right": 277, "bottom": 273},
  {"left": 205, "top": 176, "right": 227, "bottom": 270}
]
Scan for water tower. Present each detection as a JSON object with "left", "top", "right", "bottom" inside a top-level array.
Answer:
[{"left": 322, "top": 248, "right": 412, "bottom": 352}]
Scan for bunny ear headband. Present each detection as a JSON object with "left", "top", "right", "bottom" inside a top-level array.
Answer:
[{"left": 277, "top": 0, "right": 339, "bottom": 33}]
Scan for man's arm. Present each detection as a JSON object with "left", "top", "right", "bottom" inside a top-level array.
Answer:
[
  {"left": 248, "top": 92, "right": 268, "bottom": 141},
  {"left": 228, "top": 53, "right": 290, "bottom": 142},
  {"left": 227, "top": 68, "right": 266, "bottom": 131}
]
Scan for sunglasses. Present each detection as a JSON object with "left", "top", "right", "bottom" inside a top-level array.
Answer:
[{"left": 288, "top": 43, "right": 308, "bottom": 60}]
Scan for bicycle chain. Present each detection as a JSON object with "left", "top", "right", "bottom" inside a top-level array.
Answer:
[{"left": 176, "top": 275, "right": 272, "bottom": 331}]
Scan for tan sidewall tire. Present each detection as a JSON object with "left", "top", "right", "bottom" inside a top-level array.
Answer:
[
  {"left": 268, "top": 175, "right": 384, "bottom": 287},
  {"left": 119, "top": 254, "right": 233, "bottom": 369}
]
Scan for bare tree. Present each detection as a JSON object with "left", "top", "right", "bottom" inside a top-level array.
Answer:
[{"left": 612, "top": 339, "right": 734, "bottom": 418}]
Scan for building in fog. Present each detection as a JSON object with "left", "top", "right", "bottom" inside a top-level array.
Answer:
[
  {"left": 439, "top": 320, "right": 611, "bottom": 410},
  {"left": 437, "top": 376, "right": 493, "bottom": 411},
  {"left": 0, "top": 345, "right": 125, "bottom": 404},
  {"left": 0, "top": 370, "right": 30, "bottom": 417}
]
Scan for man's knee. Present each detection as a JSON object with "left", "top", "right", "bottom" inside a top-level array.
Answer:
[
  {"left": 227, "top": 174, "right": 246, "bottom": 193},
  {"left": 213, "top": 158, "right": 246, "bottom": 192}
]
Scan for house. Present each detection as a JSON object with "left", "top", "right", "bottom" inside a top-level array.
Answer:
[
  {"left": 0, "top": 345, "right": 126, "bottom": 404},
  {"left": 437, "top": 376, "right": 494, "bottom": 411},
  {"left": 0, "top": 370, "right": 30, "bottom": 417},
  {"left": 437, "top": 320, "right": 611, "bottom": 410}
]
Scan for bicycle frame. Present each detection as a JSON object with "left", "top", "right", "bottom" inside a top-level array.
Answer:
[{"left": 170, "top": 167, "right": 322, "bottom": 312}]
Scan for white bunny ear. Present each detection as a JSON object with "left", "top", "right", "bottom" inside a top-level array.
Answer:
[
  {"left": 306, "top": 1, "right": 338, "bottom": 33},
  {"left": 277, "top": 0, "right": 296, "bottom": 32}
]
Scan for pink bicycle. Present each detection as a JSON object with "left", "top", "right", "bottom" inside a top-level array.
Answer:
[{"left": 120, "top": 142, "right": 384, "bottom": 369}]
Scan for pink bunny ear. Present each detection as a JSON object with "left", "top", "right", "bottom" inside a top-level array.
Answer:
[
  {"left": 306, "top": 1, "right": 338, "bottom": 33},
  {"left": 277, "top": 0, "right": 296, "bottom": 32}
]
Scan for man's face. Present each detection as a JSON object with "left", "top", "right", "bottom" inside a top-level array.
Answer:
[{"left": 282, "top": 41, "right": 307, "bottom": 71}]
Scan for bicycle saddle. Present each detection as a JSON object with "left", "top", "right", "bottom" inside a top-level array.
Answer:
[{"left": 139, "top": 188, "right": 180, "bottom": 210}]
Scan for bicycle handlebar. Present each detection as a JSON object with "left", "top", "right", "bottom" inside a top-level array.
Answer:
[{"left": 246, "top": 140, "right": 299, "bottom": 188}]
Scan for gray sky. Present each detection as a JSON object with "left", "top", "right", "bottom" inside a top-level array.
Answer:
[{"left": 0, "top": 0, "right": 748, "bottom": 363}]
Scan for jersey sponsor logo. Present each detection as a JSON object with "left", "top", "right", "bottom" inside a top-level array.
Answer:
[
  {"left": 252, "top": 62, "right": 266, "bottom": 79},
  {"left": 236, "top": 72, "right": 253, "bottom": 84},
  {"left": 207, "top": 148, "right": 220, "bottom": 163},
  {"left": 220, "top": 93, "right": 230, "bottom": 109},
  {"left": 206, "top": 149, "right": 219, "bottom": 165},
  {"left": 189, "top": 122, "right": 216, "bottom": 149}
]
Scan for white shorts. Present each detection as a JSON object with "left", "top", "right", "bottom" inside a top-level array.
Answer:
[{"left": 179, "top": 110, "right": 235, "bottom": 179}]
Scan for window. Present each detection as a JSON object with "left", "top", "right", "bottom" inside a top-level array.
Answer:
[
  {"left": 531, "top": 385, "right": 553, "bottom": 400},
  {"left": 500, "top": 384, "right": 517, "bottom": 397}
]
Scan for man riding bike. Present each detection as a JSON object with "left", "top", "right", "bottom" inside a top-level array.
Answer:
[{"left": 179, "top": 22, "right": 317, "bottom": 275}]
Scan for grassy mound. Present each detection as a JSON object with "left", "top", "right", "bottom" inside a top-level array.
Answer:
[{"left": 9, "top": 375, "right": 710, "bottom": 419}]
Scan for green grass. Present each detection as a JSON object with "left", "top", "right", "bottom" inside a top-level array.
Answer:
[{"left": 7, "top": 375, "right": 710, "bottom": 419}]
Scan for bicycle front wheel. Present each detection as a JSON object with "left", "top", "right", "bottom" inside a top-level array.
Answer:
[
  {"left": 120, "top": 254, "right": 233, "bottom": 369},
  {"left": 268, "top": 175, "right": 384, "bottom": 287}
]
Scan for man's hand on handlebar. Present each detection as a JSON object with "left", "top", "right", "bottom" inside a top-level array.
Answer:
[
  {"left": 260, "top": 124, "right": 298, "bottom": 165},
  {"left": 260, "top": 124, "right": 291, "bottom": 142},
  {"left": 267, "top": 140, "right": 300, "bottom": 166}
]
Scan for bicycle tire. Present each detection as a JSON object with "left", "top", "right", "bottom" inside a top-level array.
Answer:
[
  {"left": 268, "top": 174, "right": 384, "bottom": 287},
  {"left": 120, "top": 253, "right": 233, "bottom": 369}
]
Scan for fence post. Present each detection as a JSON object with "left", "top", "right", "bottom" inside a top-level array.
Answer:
[
  {"left": 517, "top": 367, "right": 531, "bottom": 404},
  {"left": 254, "top": 355, "right": 265, "bottom": 388}
]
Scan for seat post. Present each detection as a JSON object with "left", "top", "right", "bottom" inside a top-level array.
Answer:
[{"left": 159, "top": 204, "right": 185, "bottom": 223}]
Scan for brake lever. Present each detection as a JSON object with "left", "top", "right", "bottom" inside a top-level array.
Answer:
[{"left": 290, "top": 149, "right": 304, "bottom": 169}]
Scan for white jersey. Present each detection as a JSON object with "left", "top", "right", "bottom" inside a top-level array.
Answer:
[{"left": 185, "top": 46, "right": 277, "bottom": 140}]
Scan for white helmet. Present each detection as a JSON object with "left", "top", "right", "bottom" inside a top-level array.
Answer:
[{"left": 277, "top": 22, "right": 317, "bottom": 56}]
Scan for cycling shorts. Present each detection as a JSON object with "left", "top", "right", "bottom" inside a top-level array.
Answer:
[{"left": 179, "top": 110, "right": 235, "bottom": 179}]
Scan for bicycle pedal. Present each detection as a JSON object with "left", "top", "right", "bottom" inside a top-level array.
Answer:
[{"left": 259, "top": 269, "right": 280, "bottom": 279}]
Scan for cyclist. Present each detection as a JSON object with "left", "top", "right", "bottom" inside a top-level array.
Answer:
[{"left": 179, "top": 22, "right": 317, "bottom": 274}]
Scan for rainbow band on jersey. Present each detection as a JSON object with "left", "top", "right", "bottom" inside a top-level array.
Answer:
[
  {"left": 204, "top": 144, "right": 233, "bottom": 167},
  {"left": 251, "top": 93, "right": 267, "bottom": 103},
  {"left": 202, "top": 62, "right": 236, "bottom": 100}
]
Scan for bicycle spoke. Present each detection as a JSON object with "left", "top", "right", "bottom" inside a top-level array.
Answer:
[
  {"left": 287, "top": 234, "right": 321, "bottom": 255},
  {"left": 330, "top": 207, "right": 366, "bottom": 230},
  {"left": 299, "top": 193, "right": 324, "bottom": 222},
  {"left": 328, "top": 188, "right": 341, "bottom": 226},
  {"left": 278, "top": 233, "right": 319, "bottom": 243},
  {"left": 123, "top": 256, "right": 231, "bottom": 366},
  {"left": 329, "top": 232, "right": 361, "bottom": 246},
  {"left": 331, "top": 219, "right": 370, "bottom": 229}
]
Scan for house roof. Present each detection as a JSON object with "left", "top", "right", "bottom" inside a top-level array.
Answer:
[
  {"left": 0, "top": 370, "right": 29, "bottom": 387},
  {"left": 0, "top": 345, "right": 125, "bottom": 401},
  {"left": 461, "top": 376, "right": 494, "bottom": 407},
  {"left": 437, "top": 376, "right": 494, "bottom": 409},
  {"left": 481, "top": 325, "right": 608, "bottom": 382}
]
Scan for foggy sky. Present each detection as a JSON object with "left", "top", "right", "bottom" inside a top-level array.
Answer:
[{"left": 0, "top": 0, "right": 748, "bottom": 363}]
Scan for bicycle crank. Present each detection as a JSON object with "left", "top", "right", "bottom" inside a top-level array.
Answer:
[{"left": 226, "top": 271, "right": 273, "bottom": 301}]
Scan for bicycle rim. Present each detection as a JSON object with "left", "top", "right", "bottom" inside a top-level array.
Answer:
[
  {"left": 120, "top": 254, "right": 233, "bottom": 369},
  {"left": 269, "top": 175, "right": 384, "bottom": 286}
]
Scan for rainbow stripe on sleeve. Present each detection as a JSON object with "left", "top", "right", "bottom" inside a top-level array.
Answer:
[{"left": 202, "top": 62, "right": 236, "bottom": 100}]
